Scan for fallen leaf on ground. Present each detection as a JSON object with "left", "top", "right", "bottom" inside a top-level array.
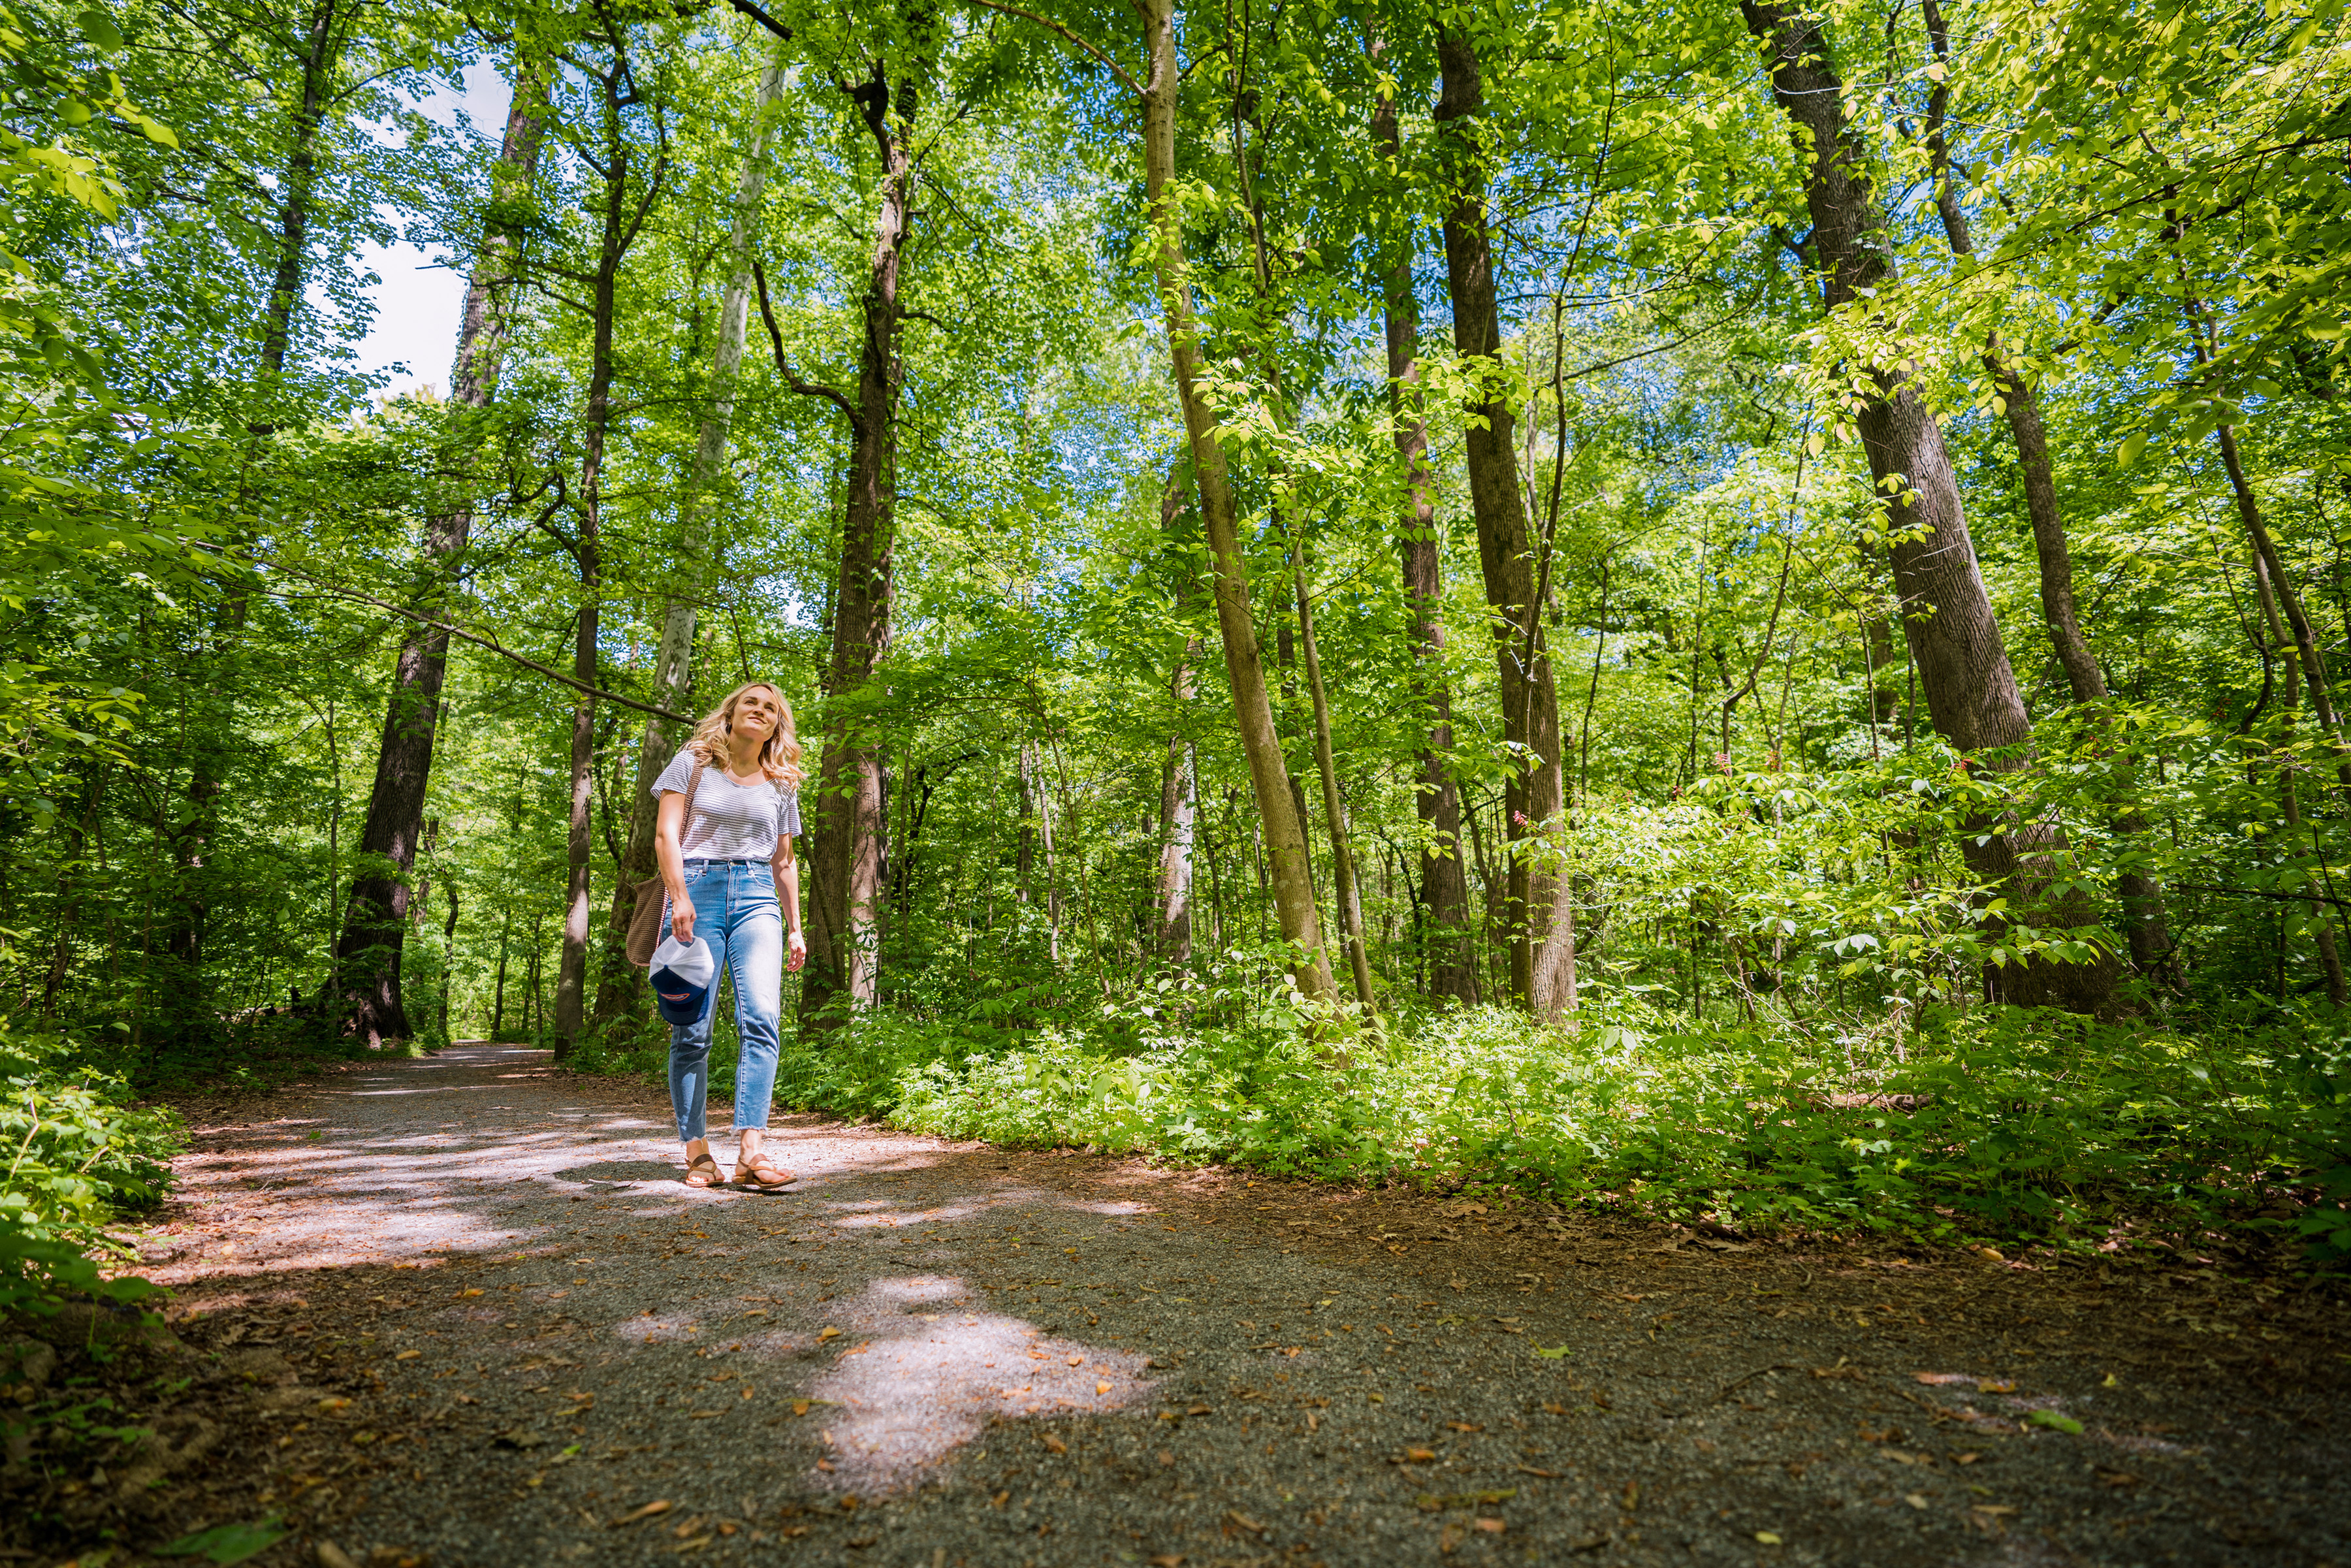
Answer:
[
  {"left": 1532, "top": 1345, "right": 1571, "bottom": 1360},
  {"left": 1905, "top": 1494, "right": 1928, "bottom": 1510},
  {"left": 1445, "top": 1422, "right": 1482, "bottom": 1433},
  {"left": 1913, "top": 1372, "right": 1969, "bottom": 1385},
  {"left": 394, "top": 1351, "right": 421, "bottom": 1362},
  {"left": 2025, "top": 1410, "right": 2083, "bottom": 1435},
  {"left": 609, "top": 1500, "right": 673, "bottom": 1528},
  {"left": 818, "top": 1327, "right": 841, "bottom": 1341},
  {"left": 1096, "top": 1381, "right": 1112, "bottom": 1395},
  {"left": 1755, "top": 1531, "right": 1782, "bottom": 1545},
  {"left": 1066, "top": 1354, "right": 1083, "bottom": 1366},
  {"left": 1043, "top": 1435, "right": 1066, "bottom": 1454},
  {"left": 1395, "top": 1447, "right": 1437, "bottom": 1464},
  {"left": 1473, "top": 1519, "right": 1505, "bottom": 1534},
  {"left": 1226, "top": 1511, "right": 1268, "bottom": 1535}
]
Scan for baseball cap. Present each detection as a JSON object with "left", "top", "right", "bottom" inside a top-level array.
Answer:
[{"left": 650, "top": 935, "right": 718, "bottom": 1026}]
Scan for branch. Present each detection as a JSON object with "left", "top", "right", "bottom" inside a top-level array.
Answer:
[
  {"left": 959, "top": 0, "right": 1139, "bottom": 95},
  {"left": 197, "top": 544, "right": 694, "bottom": 724},
  {"left": 752, "top": 261, "right": 862, "bottom": 429},
  {"left": 723, "top": 0, "right": 793, "bottom": 41}
]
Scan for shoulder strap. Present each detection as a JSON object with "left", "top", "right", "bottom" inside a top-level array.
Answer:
[{"left": 680, "top": 756, "right": 707, "bottom": 819}]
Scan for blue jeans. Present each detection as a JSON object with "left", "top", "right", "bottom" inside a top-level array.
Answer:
[{"left": 665, "top": 860, "right": 782, "bottom": 1142}]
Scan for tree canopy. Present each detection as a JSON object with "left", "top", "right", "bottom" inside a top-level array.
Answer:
[{"left": 5, "top": 0, "right": 2351, "bottom": 1264}]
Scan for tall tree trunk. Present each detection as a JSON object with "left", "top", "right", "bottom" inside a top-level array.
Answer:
[
  {"left": 338, "top": 60, "right": 549, "bottom": 1042},
  {"left": 1742, "top": 0, "right": 2113, "bottom": 1012},
  {"left": 255, "top": 0, "right": 336, "bottom": 405},
  {"left": 1138, "top": 0, "right": 1334, "bottom": 1004},
  {"left": 490, "top": 904, "right": 513, "bottom": 1041},
  {"left": 1434, "top": 26, "right": 1572, "bottom": 1016},
  {"left": 554, "top": 52, "right": 662, "bottom": 1054},
  {"left": 801, "top": 59, "right": 917, "bottom": 1031},
  {"left": 1371, "top": 49, "right": 1475, "bottom": 1006},
  {"left": 1156, "top": 468, "right": 1200, "bottom": 965},
  {"left": 1917, "top": 0, "right": 2170, "bottom": 980},
  {"left": 592, "top": 53, "right": 784, "bottom": 1029}
]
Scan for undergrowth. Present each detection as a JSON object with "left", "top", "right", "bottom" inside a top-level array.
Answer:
[
  {"left": 1, "top": 1023, "right": 180, "bottom": 1315},
  {"left": 554, "top": 945, "right": 2351, "bottom": 1261}
]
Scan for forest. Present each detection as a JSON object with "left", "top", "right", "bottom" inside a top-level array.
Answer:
[{"left": 3, "top": 0, "right": 2350, "bottom": 1309}]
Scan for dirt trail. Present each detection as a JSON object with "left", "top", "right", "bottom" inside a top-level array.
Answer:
[{"left": 108, "top": 1044, "right": 2351, "bottom": 1567}]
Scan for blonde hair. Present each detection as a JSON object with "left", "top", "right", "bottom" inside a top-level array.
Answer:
[{"left": 686, "top": 681, "right": 804, "bottom": 786}]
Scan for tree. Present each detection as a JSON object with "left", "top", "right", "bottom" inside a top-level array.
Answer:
[
  {"left": 1136, "top": 0, "right": 1335, "bottom": 1005},
  {"left": 338, "top": 47, "right": 549, "bottom": 1044},
  {"left": 590, "top": 41, "right": 788, "bottom": 1035},
  {"left": 1740, "top": 0, "right": 2111, "bottom": 1013},
  {"left": 543, "top": 9, "right": 671, "bottom": 1055},
  {"left": 1369, "top": 33, "right": 1474, "bottom": 1005},
  {"left": 795, "top": 33, "right": 926, "bottom": 1031},
  {"left": 1434, "top": 22, "right": 1574, "bottom": 1016}
]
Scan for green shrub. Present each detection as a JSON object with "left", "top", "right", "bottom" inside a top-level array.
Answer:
[
  {"left": 0, "top": 1022, "right": 180, "bottom": 1316},
  {"left": 748, "top": 955, "right": 2351, "bottom": 1256}
]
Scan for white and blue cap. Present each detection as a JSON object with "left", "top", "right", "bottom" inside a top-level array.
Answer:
[{"left": 649, "top": 935, "right": 718, "bottom": 1026}]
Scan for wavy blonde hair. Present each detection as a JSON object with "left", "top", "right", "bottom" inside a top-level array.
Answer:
[{"left": 685, "top": 681, "right": 804, "bottom": 786}]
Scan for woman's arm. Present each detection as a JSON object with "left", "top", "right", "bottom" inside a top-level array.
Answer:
[
  {"left": 773, "top": 833, "right": 805, "bottom": 972},
  {"left": 657, "top": 789, "right": 695, "bottom": 942}
]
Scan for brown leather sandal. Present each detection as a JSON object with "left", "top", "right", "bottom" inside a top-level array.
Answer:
[
  {"left": 683, "top": 1147, "right": 724, "bottom": 1188},
  {"left": 733, "top": 1155, "right": 795, "bottom": 1191}
]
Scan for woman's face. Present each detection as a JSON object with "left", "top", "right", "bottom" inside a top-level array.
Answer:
[{"left": 731, "top": 686, "right": 782, "bottom": 745}]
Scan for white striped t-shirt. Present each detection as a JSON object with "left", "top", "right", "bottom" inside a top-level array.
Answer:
[{"left": 655, "top": 752, "right": 803, "bottom": 860}]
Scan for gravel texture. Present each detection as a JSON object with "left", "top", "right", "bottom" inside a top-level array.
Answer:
[{"left": 132, "top": 1042, "right": 2351, "bottom": 1568}]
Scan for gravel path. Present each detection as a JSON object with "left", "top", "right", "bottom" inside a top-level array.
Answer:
[{"left": 141, "top": 1044, "right": 2350, "bottom": 1568}]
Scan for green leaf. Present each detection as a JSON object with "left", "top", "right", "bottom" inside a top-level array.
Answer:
[
  {"left": 2024, "top": 1409, "right": 2082, "bottom": 1435},
  {"left": 2117, "top": 433, "right": 2147, "bottom": 467},
  {"left": 1531, "top": 1343, "right": 1572, "bottom": 1360},
  {"left": 76, "top": 8, "right": 123, "bottom": 48},
  {"left": 158, "top": 1518, "right": 288, "bottom": 1563}
]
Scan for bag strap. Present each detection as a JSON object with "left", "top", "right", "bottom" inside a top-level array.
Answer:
[{"left": 677, "top": 755, "right": 707, "bottom": 847}]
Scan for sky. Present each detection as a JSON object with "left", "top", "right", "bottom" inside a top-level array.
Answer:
[{"left": 351, "top": 63, "right": 514, "bottom": 398}]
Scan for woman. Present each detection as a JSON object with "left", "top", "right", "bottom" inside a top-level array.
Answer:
[{"left": 652, "top": 680, "right": 807, "bottom": 1189}]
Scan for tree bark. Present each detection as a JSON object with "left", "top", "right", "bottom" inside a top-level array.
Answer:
[
  {"left": 338, "top": 59, "right": 548, "bottom": 1042},
  {"left": 1743, "top": 0, "right": 2112, "bottom": 1012},
  {"left": 1917, "top": 0, "right": 2171, "bottom": 979},
  {"left": 1434, "top": 26, "right": 1573, "bottom": 1016},
  {"left": 592, "top": 52, "right": 785, "bottom": 1030},
  {"left": 553, "top": 43, "right": 664, "bottom": 1055},
  {"left": 801, "top": 57, "right": 918, "bottom": 1031},
  {"left": 1138, "top": 0, "right": 1334, "bottom": 1004},
  {"left": 1371, "top": 51, "right": 1475, "bottom": 1006},
  {"left": 255, "top": 0, "right": 337, "bottom": 398},
  {"left": 1156, "top": 468, "right": 1200, "bottom": 965}
]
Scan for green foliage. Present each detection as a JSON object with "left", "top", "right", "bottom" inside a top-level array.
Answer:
[
  {"left": 755, "top": 974, "right": 2351, "bottom": 1255},
  {"left": 0, "top": 1020, "right": 178, "bottom": 1317}
]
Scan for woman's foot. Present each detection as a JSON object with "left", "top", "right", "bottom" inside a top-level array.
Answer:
[
  {"left": 682, "top": 1140, "right": 723, "bottom": 1188},
  {"left": 733, "top": 1152, "right": 795, "bottom": 1190}
]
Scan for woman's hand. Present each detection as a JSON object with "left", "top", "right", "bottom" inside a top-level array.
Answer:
[
  {"left": 786, "top": 928, "right": 807, "bottom": 972},
  {"left": 671, "top": 901, "right": 697, "bottom": 944}
]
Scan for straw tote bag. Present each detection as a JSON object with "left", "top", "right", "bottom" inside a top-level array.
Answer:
[{"left": 624, "top": 761, "right": 705, "bottom": 968}]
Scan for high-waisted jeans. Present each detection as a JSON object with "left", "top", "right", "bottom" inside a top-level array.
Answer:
[{"left": 665, "top": 859, "right": 782, "bottom": 1142}]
